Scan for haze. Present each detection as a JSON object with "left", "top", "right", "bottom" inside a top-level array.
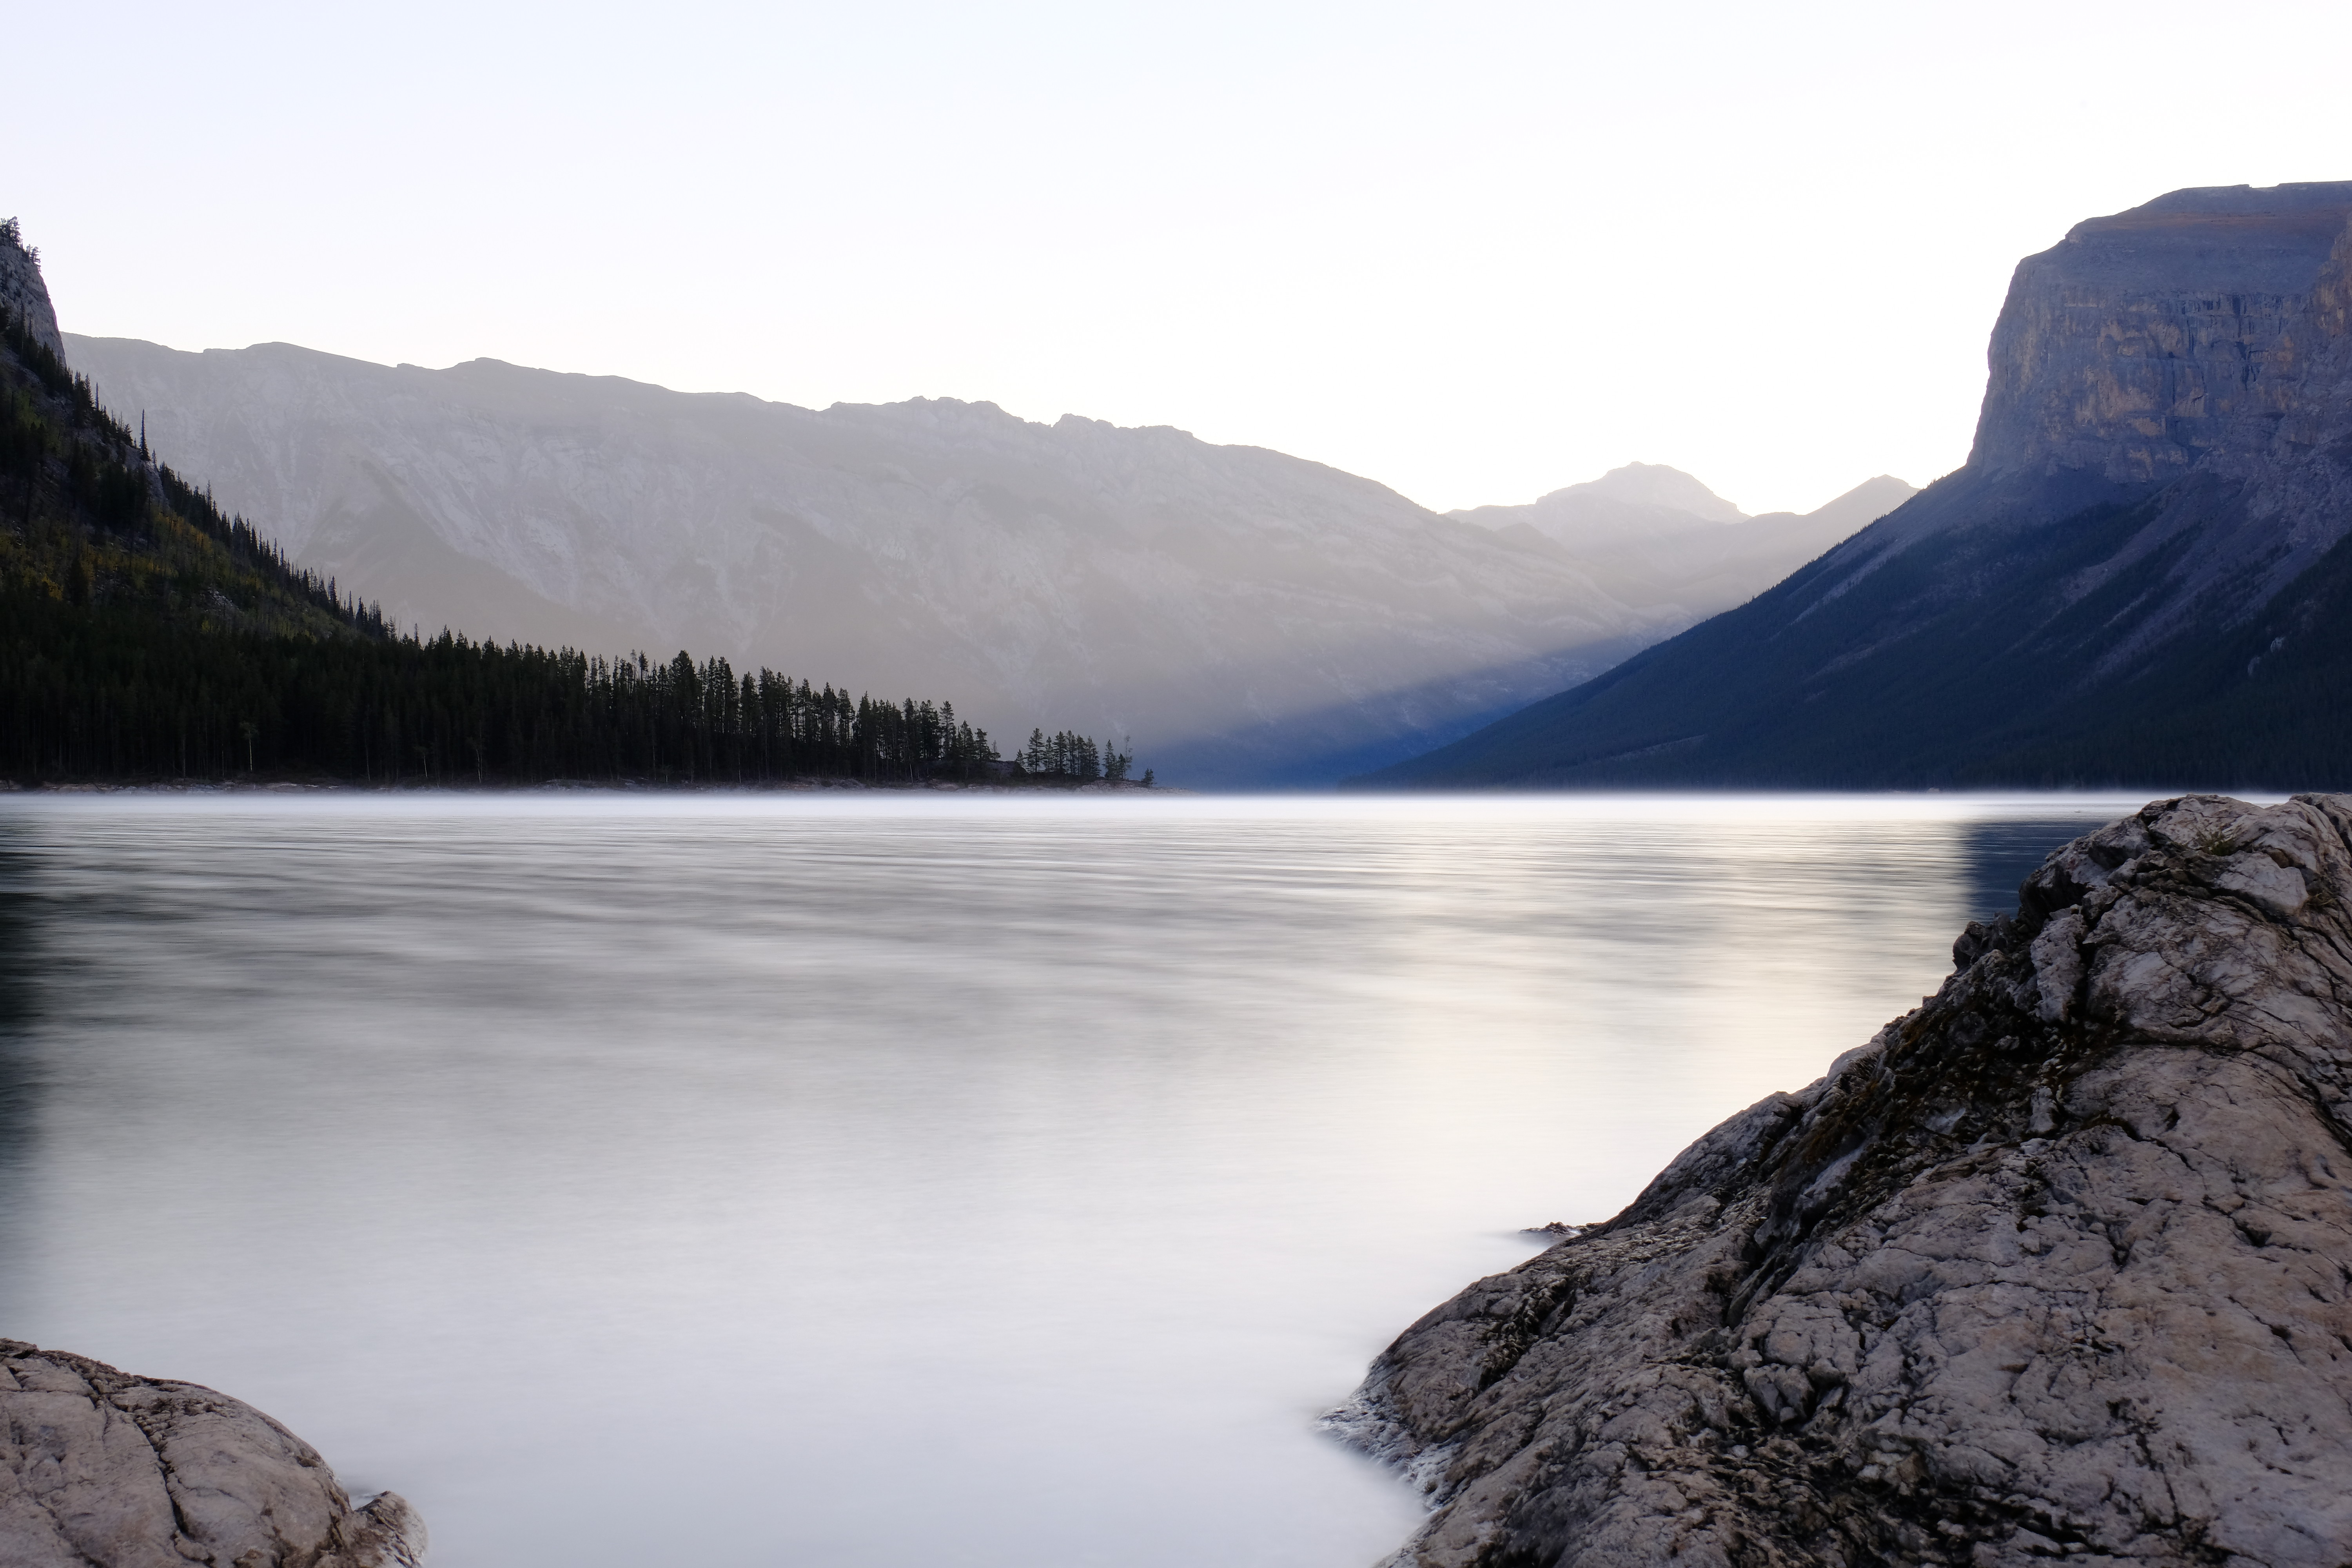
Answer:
[{"left": 13, "top": 0, "right": 2352, "bottom": 514}]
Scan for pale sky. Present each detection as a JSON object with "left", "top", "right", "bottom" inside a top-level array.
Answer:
[{"left": 13, "top": 1, "right": 2352, "bottom": 515}]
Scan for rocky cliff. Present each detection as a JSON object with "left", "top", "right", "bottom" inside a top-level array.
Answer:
[
  {"left": 1366, "top": 182, "right": 2352, "bottom": 789},
  {"left": 0, "top": 220, "right": 63, "bottom": 361},
  {"left": 0, "top": 1341, "right": 425, "bottom": 1566},
  {"left": 1336, "top": 793, "right": 2352, "bottom": 1566},
  {"left": 1973, "top": 183, "right": 2352, "bottom": 487}
]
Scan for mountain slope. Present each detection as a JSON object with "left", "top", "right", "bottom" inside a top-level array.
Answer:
[
  {"left": 1364, "top": 181, "right": 2352, "bottom": 790},
  {"left": 1, "top": 224, "right": 1051, "bottom": 788},
  {"left": 67, "top": 342, "right": 1895, "bottom": 786},
  {"left": 1453, "top": 465, "right": 1917, "bottom": 624},
  {"left": 64, "top": 341, "right": 1650, "bottom": 785}
]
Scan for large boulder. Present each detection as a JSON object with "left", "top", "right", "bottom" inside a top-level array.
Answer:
[
  {"left": 1338, "top": 793, "right": 2352, "bottom": 1566},
  {"left": 0, "top": 1340, "right": 424, "bottom": 1567}
]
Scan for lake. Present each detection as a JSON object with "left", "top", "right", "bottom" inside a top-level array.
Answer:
[{"left": 0, "top": 792, "right": 2157, "bottom": 1566}]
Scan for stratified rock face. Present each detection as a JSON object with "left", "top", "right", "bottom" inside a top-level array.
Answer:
[
  {"left": 0, "top": 224, "right": 65, "bottom": 361},
  {"left": 1971, "top": 183, "right": 2352, "bottom": 487},
  {"left": 1342, "top": 794, "right": 2352, "bottom": 1566},
  {"left": 0, "top": 1341, "right": 426, "bottom": 1568}
]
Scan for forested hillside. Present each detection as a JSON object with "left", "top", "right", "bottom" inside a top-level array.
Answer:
[{"left": 0, "top": 225, "right": 1132, "bottom": 788}]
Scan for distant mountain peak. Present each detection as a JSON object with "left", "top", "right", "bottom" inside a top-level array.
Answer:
[{"left": 1543, "top": 461, "right": 1745, "bottom": 523}]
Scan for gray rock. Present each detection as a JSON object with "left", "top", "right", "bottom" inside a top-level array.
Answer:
[
  {"left": 0, "top": 221, "right": 64, "bottom": 362},
  {"left": 1340, "top": 793, "right": 2352, "bottom": 1566},
  {"left": 0, "top": 1340, "right": 425, "bottom": 1567}
]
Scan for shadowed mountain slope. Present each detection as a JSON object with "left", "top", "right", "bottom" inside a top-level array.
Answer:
[{"left": 1363, "top": 181, "right": 2352, "bottom": 791}]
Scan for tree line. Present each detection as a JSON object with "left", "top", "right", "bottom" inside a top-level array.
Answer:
[{"left": 1016, "top": 729, "right": 1136, "bottom": 782}]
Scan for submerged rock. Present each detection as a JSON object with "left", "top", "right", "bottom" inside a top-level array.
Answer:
[
  {"left": 0, "top": 1340, "right": 425, "bottom": 1567},
  {"left": 1341, "top": 794, "right": 2352, "bottom": 1566}
]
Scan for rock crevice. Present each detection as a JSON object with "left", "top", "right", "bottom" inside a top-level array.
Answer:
[{"left": 1342, "top": 793, "right": 2352, "bottom": 1566}]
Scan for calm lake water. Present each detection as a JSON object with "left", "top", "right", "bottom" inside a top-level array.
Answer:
[{"left": 0, "top": 793, "right": 2156, "bottom": 1566}]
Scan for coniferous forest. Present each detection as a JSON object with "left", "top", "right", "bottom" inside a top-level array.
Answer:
[{"left": 0, "top": 280, "right": 1144, "bottom": 789}]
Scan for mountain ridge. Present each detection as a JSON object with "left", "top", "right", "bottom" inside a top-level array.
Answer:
[
  {"left": 67, "top": 334, "right": 1907, "bottom": 786},
  {"left": 1454, "top": 468, "right": 1919, "bottom": 626}
]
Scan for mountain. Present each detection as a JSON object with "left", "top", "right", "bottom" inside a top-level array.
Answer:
[
  {"left": 0, "top": 222, "right": 63, "bottom": 360},
  {"left": 64, "top": 342, "right": 1893, "bottom": 787},
  {"left": 1, "top": 224, "right": 372, "bottom": 646},
  {"left": 1454, "top": 461, "right": 1748, "bottom": 541},
  {"left": 1363, "top": 181, "right": 2352, "bottom": 790},
  {"left": 60, "top": 341, "right": 1618, "bottom": 786},
  {"left": 1453, "top": 464, "right": 1917, "bottom": 624},
  {"left": 0, "top": 224, "right": 1049, "bottom": 790}
]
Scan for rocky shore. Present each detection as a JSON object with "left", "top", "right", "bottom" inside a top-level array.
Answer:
[
  {"left": 1338, "top": 794, "right": 2352, "bottom": 1566},
  {"left": 0, "top": 1341, "right": 424, "bottom": 1567}
]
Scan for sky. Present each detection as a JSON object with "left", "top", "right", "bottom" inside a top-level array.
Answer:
[{"left": 12, "top": 1, "right": 2352, "bottom": 517}]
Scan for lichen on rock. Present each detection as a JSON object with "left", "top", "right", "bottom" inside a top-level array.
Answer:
[
  {"left": 1340, "top": 793, "right": 2352, "bottom": 1566},
  {"left": 0, "top": 1340, "right": 425, "bottom": 1567}
]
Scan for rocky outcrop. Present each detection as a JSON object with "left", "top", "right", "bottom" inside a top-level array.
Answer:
[
  {"left": 0, "top": 220, "right": 65, "bottom": 361},
  {"left": 0, "top": 1341, "right": 425, "bottom": 1567},
  {"left": 1339, "top": 794, "right": 2352, "bottom": 1566},
  {"left": 1971, "top": 183, "right": 2352, "bottom": 491}
]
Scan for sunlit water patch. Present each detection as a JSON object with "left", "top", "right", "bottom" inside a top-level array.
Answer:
[{"left": 0, "top": 793, "right": 2157, "bottom": 1566}]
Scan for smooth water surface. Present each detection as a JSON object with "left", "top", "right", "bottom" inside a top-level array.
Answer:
[{"left": 0, "top": 793, "right": 2146, "bottom": 1566}]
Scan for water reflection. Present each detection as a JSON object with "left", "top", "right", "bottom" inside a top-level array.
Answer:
[
  {"left": 1959, "top": 817, "right": 2103, "bottom": 923},
  {"left": 0, "top": 826, "right": 42, "bottom": 1183},
  {"left": 0, "top": 793, "right": 2152, "bottom": 1568}
]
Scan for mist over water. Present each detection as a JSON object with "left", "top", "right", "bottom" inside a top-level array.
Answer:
[{"left": 0, "top": 794, "right": 2141, "bottom": 1567}]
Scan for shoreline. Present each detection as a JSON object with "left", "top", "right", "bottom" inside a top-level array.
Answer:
[{"left": 0, "top": 775, "right": 1176, "bottom": 795}]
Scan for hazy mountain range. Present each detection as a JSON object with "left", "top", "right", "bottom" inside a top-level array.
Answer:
[
  {"left": 1370, "top": 181, "right": 2352, "bottom": 790},
  {"left": 65, "top": 336, "right": 1908, "bottom": 785},
  {"left": 1453, "top": 464, "right": 1918, "bottom": 624}
]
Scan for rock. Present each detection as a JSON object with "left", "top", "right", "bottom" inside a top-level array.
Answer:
[
  {"left": 0, "top": 1340, "right": 426, "bottom": 1567},
  {"left": 1339, "top": 794, "right": 2352, "bottom": 1566},
  {"left": 0, "top": 221, "right": 64, "bottom": 363},
  {"left": 1972, "top": 183, "right": 2352, "bottom": 490}
]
